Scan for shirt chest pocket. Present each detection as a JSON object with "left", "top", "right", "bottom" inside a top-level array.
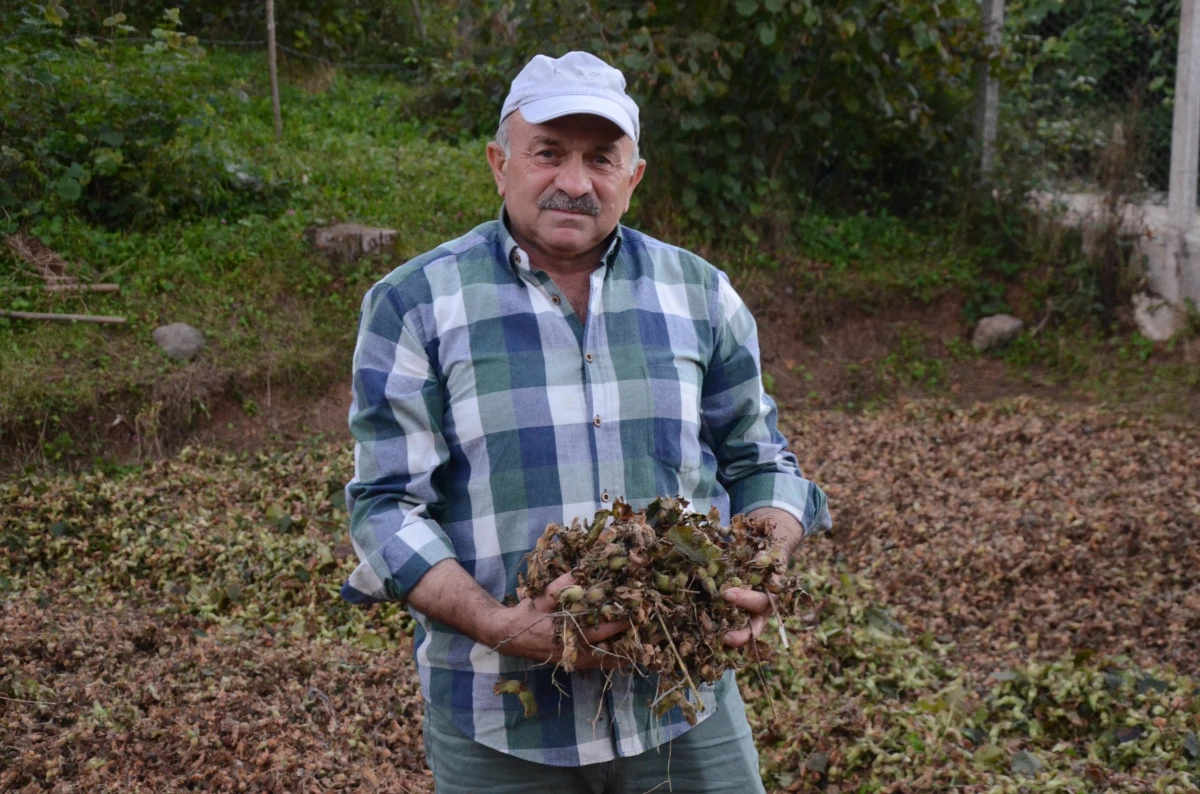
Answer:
[{"left": 642, "top": 362, "right": 704, "bottom": 475}]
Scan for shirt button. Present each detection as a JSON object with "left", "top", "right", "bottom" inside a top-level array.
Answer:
[
  {"left": 551, "top": 295, "right": 561, "bottom": 305},
  {"left": 510, "top": 249, "right": 523, "bottom": 267},
  {"left": 593, "top": 415, "right": 602, "bottom": 427},
  {"left": 585, "top": 352, "right": 593, "bottom": 363},
  {"left": 601, "top": 492, "right": 610, "bottom": 503}
]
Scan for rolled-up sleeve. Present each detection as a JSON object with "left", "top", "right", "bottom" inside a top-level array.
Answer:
[
  {"left": 701, "top": 274, "right": 832, "bottom": 537},
  {"left": 340, "top": 282, "right": 457, "bottom": 605}
]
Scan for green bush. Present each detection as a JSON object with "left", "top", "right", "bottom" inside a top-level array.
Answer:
[
  {"left": 410, "top": 0, "right": 985, "bottom": 233},
  {"left": 1, "top": 0, "right": 446, "bottom": 68},
  {"left": 1002, "top": 0, "right": 1178, "bottom": 190},
  {"left": 0, "top": 6, "right": 289, "bottom": 230}
]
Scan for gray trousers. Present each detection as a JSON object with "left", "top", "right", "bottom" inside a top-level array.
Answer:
[{"left": 422, "top": 684, "right": 767, "bottom": 794}]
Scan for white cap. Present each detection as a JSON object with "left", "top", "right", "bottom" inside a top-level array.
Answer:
[{"left": 500, "top": 52, "right": 640, "bottom": 142}]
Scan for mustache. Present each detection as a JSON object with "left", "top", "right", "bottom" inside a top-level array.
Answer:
[{"left": 537, "top": 190, "right": 600, "bottom": 217}]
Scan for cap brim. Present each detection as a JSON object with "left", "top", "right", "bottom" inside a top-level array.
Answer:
[{"left": 518, "top": 95, "right": 637, "bottom": 142}]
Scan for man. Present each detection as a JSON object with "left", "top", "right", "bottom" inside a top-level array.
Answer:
[{"left": 342, "top": 51, "right": 831, "bottom": 793}]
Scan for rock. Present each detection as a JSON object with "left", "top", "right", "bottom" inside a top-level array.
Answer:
[
  {"left": 306, "top": 223, "right": 397, "bottom": 263},
  {"left": 971, "top": 314, "right": 1024, "bottom": 352},
  {"left": 804, "top": 751, "right": 829, "bottom": 775},
  {"left": 1010, "top": 749, "right": 1042, "bottom": 776},
  {"left": 1132, "top": 292, "right": 1181, "bottom": 341},
  {"left": 153, "top": 322, "right": 206, "bottom": 361}
]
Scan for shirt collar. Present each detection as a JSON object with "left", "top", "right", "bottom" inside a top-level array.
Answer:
[{"left": 499, "top": 204, "right": 624, "bottom": 277}]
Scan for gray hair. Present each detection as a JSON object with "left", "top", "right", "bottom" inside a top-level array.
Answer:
[{"left": 495, "top": 114, "right": 641, "bottom": 175}]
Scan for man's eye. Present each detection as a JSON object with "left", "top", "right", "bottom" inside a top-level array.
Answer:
[
  {"left": 537, "top": 149, "right": 556, "bottom": 158},
  {"left": 595, "top": 156, "right": 612, "bottom": 165}
]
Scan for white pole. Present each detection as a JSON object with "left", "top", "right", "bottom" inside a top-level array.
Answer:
[
  {"left": 266, "top": 0, "right": 283, "bottom": 141},
  {"left": 975, "top": 0, "right": 1005, "bottom": 179},
  {"left": 1166, "top": 0, "right": 1200, "bottom": 305}
]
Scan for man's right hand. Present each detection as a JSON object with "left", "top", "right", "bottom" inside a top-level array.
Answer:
[{"left": 489, "top": 573, "right": 629, "bottom": 669}]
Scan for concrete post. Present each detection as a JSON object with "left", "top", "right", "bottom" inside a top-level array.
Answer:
[
  {"left": 974, "top": 0, "right": 1005, "bottom": 179},
  {"left": 1166, "top": 0, "right": 1200, "bottom": 308}
]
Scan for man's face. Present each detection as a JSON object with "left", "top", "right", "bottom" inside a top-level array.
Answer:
[{"left": 486, "top": 110, "right": 645, "bottom": 265}]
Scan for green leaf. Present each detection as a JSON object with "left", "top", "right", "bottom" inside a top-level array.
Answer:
[
  {"left": 757, "top": 22, "right": 776, "bottom": 46},
  {"left": 163, "top": 7, "right": 182, "bottom": 25},
  {"left": 55, "top": 177, "right": 82, "bottom": 202},
  {"left": 99, "top": 131, "right": 125, "bottom": 148},
  {"left": 974, "top": 744, "right": 1004, "bottom": 767},
  {"left": 44, "top": 6, "right": 65, "bottom": 26},
  {"left": 666, "top": 525, "right": 710, "bottom": 564},
  {"left": 735, "top": 0, "right": 758, "bottom": 17},
  {"left": 764, "top": 0, "right": 784, "bottom": 11}
]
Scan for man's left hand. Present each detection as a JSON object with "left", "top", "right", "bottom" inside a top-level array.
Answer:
[{"left": 721, "top": 507, "right": 804, "bottom": 648}]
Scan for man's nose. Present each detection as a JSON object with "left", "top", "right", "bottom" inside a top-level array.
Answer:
[{"left": 554, "top": 154, "right": 593, "bottom": 198}]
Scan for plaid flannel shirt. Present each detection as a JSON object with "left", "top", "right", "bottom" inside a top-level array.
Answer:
[{"left": 341, "top": 211, "right": 831, "bottom": 766}]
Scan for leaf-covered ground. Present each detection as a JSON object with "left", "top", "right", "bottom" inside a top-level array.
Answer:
[{"left": 2, "top": 399, "right": 1198, "bottom": 792}]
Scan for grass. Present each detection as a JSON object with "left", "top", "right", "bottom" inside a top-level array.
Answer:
[{"left": 0, "top": 48, "right": 497, "bottom": 448}]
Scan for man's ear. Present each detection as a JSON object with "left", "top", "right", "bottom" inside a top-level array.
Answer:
[
  {"left": 485, "top": 142, "right": 508, "bottom": 197},
  {"left": 623, "top": 158, "right": 647, "bottom": 212}
]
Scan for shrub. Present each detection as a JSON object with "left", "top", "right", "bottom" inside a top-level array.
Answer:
[
  {"left": 0, "top": 5, "right": 289, "bottom": 230},
  {"left": 410, "top": 0, "right": 985, "bottom": 234}
]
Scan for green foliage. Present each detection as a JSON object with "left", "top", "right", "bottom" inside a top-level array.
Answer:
[
  {"left": 413, "top": 0, "right": 985, "bottom": 231},
  {"left": 1001, "top": 0, "right": 1178, "bottom": 189},
  {"left": 749, "top": 567, "right": 1199, "bottom": 791},
  {"left": 0, "top": 47, "right": 498, "bottom": 442},
  {"left": 877, "top": 325, "right": 946, "bottom": 388},
  {"left": 18, "top": 0, "right": 447, "bottom": 67},
  {"left": 0, "top": 6, "right": 289, "bottom": 229}
]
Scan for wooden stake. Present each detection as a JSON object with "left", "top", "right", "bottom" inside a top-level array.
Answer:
[
  {"left": 266, "top": 0, "right": 283, "bottom": 141},
  {"left": 2, "top": 284, "right": 120, "bottom": 293},
  {"left": 0, "top": 310, "right": 126, "bottom": 324}
]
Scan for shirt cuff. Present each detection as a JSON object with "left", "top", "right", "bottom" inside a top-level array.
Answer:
[
  {"left": 731, "top": 474, "right": 832, "bottom": 538},
  {"left": 340, "top": 517, "right": 458, "bottom": 605}
]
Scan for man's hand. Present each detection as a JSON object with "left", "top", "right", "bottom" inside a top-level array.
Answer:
[
  {"left": 488, "top": 573, "right": 629, "bottom": 669},
  {"left": 750, "top": 506, "right": 805, "bottom": 559},
  {"left": 721, "top": 584, "right": 773, "bottom": 648},
  {"left": 721, "top": 508, "right": 805, "bottom": 648},
  {"left": 406, "top": 562, "right": 625, "bottom": 669}
]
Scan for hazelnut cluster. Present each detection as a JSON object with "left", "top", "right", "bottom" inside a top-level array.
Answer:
[{"left": 515, "top": 497, "right": 808, "bottom": 723}]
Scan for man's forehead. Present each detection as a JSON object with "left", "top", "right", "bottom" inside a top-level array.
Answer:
[{"left": 515, "top": 111, "right": 630, "bottom": 147}]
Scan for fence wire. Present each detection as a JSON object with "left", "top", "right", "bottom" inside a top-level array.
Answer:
[{"left": 1000, "top": 0, "right": 1177, "bottom": 199}]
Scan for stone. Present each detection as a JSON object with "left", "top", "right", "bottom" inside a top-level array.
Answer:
[
  {"left": 1010, "top": 749, "right": 1042, "bottom": 776},
  {"left": 1132, "top": 292, "right": 1182, "bottom": 342},
  {"left": 306, "top": 223, "right": 397, "bottom": 263},
  {"left": 971, "top": 314, "right": 1024, "bottom": 352},
  {"left": 153, "top": 322, "right": 206, "bottom": 361}
]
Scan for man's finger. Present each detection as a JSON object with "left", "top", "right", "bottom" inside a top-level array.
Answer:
[
  {"left": 545, "top": 573, "right": 578, "bottom": 597},
  {"left": 722, "top": 587, "right": 771, "bottom": 614},
  {"left": 723, "top": 614, "right": 768, "bottom": 648},
  {"left": 750, "top": 613, "right": 766, "bottom": 638},
  {"left": 533, "top": 573, "right": 580, "bottom": 612},
  {"left": 581, "top": 618, "right": 630, "bottom": 644}
]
